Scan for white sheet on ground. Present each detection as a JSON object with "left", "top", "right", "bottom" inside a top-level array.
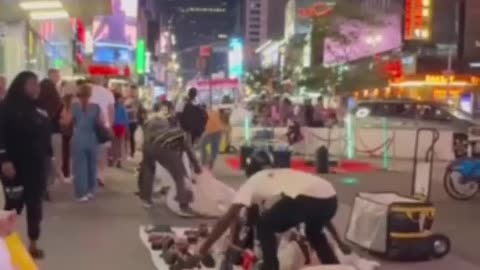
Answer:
[
  {"left": 346, "top": 192, "right": 422, "bottom": 253},
  {"left": 277, "top": 230, "right": 380, "bottom": 270},
  {"left": 140, "top": 225, "right": 379, "bottom": 270},
  {"left": 139, "top": 226, "right": 236, "bottom": 270},
  {"left": 155, "top": 153, "right": 235, "bottom": 217}
]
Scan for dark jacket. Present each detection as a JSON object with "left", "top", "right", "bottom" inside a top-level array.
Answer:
[{"left": 0, "top": 101, "right": 52, "bottom": 185}]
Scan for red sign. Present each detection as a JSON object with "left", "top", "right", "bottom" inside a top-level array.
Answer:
[
  {"left": 298, "top": 2, "right": 334, "bottom": 19},
  {"left": 192, "top": 78, "right": 240, "bottom": 90},
  {"left": 88, "top": 65, "right": 131, "bottom": 77},
  {"left": 200, "top": 46, "right": 212, "bottom": 57},
  {"left": 404, "top": 0, "right": 431, "bottom": 40}
]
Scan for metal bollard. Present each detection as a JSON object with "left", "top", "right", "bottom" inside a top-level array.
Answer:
[
  {"left": 316, "top": 146, "right": 329, "bottom": 174},
  {"left": 240, "top": 145, "right": 254, "bottom": 169}
]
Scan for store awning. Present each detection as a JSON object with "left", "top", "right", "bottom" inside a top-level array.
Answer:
[{"left": 0, "top": 0, "right": 112, "bottom": 23}]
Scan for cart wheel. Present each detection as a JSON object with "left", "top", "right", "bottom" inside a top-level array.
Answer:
[
  {"left": 431, "top": 234, "right": 450, "bottom": 259},
  {"left": 443, "top": 169, "right": 479, "bottom": 200}
]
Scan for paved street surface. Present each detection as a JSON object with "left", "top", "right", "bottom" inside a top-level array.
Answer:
[{"left": 2, "top": 155, "right": 479, "bottom": 270}]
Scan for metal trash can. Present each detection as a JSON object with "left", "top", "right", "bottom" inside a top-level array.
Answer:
[{"left": 315, "top": 146, "right": 329, "bottom": 174}]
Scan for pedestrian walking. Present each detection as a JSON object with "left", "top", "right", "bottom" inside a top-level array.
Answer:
[
  {"left": 38, "top": 79, "right": 64, "bottom": 200},
  {"left": 179, "top": 88, "right": 208, "bottom": 145},
  {"left": 125, "top": 85, "right": 145, "bottom": 159},
  {"left": 111, "top": 92, "right": 129, "bottom": 168},
  {"left": 200, "top": 109, "right": 225, "bottom": 169},
  {"left": 59, "top": 83, "right": 76, "bottom": 182},
  {"left": 0, "top": 71, "right": 52, "bottom": 258},
  {"left": 62, "top": 84, "right": 103, "bottom": 202},
  {"left": 89, "top": 77, "right": 114, "bottom": 186}
]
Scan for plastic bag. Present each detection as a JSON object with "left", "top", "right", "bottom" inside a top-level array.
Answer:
[
  {"left": 0, "top": 238, "right": 15, "bottom": 270},
  {"left": 189, "top": 169, "right": 235, "bottom": 217},
  {"left": 5, "top": 233, "right": 38, "bottom": 270},
  {"left": 157, "top": 156, "right": 235, "bottom": 218},
  {"left": 278, "top": 238, "right": 305, "bottom": 270}
]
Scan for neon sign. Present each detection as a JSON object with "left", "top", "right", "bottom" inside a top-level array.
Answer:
[
  {"left": 298, "top": 2, "right": 334, "bottom": 19},
  {"left": 425, "top": 75, "right": 453, "bottom": 84},
  {"left": 404, "top": 0, "right": 432, "bottom": 40}
]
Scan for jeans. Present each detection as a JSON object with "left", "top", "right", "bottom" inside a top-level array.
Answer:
[
  {"left": 257, "top": 195, "right": 339, "bottom": 270},
  {"left": 72, "top": 145, "right": 98, "bottom": 198},
  {"left": 200, "top": 131, "right": 222, "bottom": 169}
]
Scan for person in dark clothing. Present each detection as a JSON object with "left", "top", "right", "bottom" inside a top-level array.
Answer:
[
  {"left": 179, "top": 88, "right": 208, "bottom": 144},
  {"left": 125, "top": 85, "right": 146, "bottom": 158},
  {"left": 0, "top": 71, "right": 52, "bottom": 259},
  {"left": 37, "top": 79, "right": 64, "bottom": 200},
  {"left": 195, "top": 152, "right": 351, "bottom": 270}
]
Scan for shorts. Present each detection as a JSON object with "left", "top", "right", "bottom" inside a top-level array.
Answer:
[{"left": 113, "top": 125, "right": 127, "bottom": 138}]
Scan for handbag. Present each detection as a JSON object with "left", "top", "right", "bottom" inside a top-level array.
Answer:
[{"left": 94, "top": 106, "right": 112, "bottom": 144}]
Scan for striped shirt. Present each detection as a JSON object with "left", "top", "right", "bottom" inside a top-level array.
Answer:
[{"left": 143, "top": 115, "right": 187, "bottom": 151}]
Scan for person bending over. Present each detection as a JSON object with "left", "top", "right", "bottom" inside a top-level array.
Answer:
[
  {"left": 138, "top": 106, "right": 202, "bottom": 213},
  {"left": 196, "top": 151, "right": 350, "bottom": 269}
]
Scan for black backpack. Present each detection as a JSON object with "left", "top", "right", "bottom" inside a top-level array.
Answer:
[{"left": 180, "top": 103, "right": 208, "bottom": 137}]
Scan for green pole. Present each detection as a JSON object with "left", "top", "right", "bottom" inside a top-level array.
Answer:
[
  {"left": 346, "top": 113, "right": 356, "bottom": 159},
  {"left": 383, "top": 117, "right": 390, "bottom": 170}
]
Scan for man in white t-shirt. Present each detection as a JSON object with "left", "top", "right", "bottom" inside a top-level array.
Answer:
[
  {"left": 197, "top": 156, "right": 350, "bottom": 270},
  {"left": 89, "top": 79, "right": 115, "bottom": 185}
]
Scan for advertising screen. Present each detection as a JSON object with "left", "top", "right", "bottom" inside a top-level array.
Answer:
[
  {"left": 92, "top": 0, "right": 138, "bottom": 64},
  {"left": 323, "top": 14, "right": 402, "bottom": 66}
]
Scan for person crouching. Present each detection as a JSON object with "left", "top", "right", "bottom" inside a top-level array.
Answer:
[{"left": 138, "top": 105, "right": 202, "bottom": 214}]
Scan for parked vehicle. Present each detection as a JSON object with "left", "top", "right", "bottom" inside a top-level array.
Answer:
[{"left": 351, "top": 99, "right": 479, "bottom": 132}]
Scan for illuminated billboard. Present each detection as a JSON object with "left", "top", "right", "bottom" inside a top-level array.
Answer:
[
  {"left": 323, "top": 15, "right": 402, "bottom": 66},
  {"left": 228, "top": 38, "right": 244, "bottom": 79},
  {"left": 92, "top": 0, "right": 138, "bottom": 64},
  {"left": 284, "top": 0, "right": 335, "bottom": 40},
  {"left": 404, "top": 0, "right": 432, "bottom": 41}
]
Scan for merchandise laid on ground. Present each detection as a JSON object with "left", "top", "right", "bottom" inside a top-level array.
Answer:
[{"left": 139, "top": 224, "right": 380, "bottom": 270}]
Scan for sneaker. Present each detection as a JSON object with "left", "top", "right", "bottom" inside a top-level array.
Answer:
[
  {"left": 63, "top": 176, "right": 73, "bottom": 184},
  {"left": 142, "top": 200, "right": 153, "bottom": 209},
  {"left": 178, "top": 204, "right": 196, "bottom": 217},
  {"left": 86, "top": 193, "right": 95, "bottom": 199},
  {"left": 77, "top": 196, "right": 89, "bottom": 202}
]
